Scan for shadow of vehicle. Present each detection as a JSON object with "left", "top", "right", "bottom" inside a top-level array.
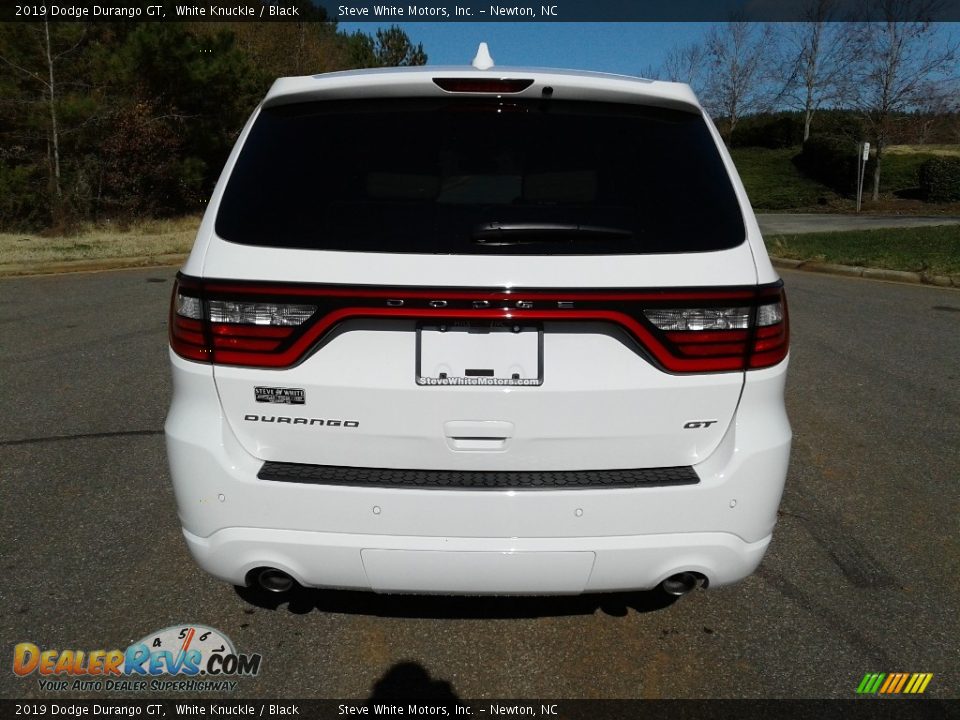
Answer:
[{"left": 234, "top": 583, "right": 679, "bottom": 618}]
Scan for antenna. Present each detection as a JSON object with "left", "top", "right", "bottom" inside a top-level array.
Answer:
[{"left": 472, "top": 43, "right": 494, "bottom": 70}]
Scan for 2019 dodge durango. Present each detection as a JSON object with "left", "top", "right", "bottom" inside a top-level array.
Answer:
[{"left": 165, "top": 49, "right": 791, "bottom": 597}]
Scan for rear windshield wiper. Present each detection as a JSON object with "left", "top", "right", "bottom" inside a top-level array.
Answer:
[{"left": 471, "top": 222, "right": 634, "bottom": 245}]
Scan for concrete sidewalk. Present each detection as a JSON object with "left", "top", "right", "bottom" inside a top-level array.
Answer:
[{"left": 757, "top": 213, "right": 960, "bottom": 235}]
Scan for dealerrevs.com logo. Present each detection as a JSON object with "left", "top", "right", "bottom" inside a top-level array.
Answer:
[{"left": 13, "top": 625, "right": 261, "bottom": 692}]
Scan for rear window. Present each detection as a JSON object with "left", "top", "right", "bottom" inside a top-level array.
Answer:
[{"left": 216, "top": 98, "right": 745, "bottom": 255}]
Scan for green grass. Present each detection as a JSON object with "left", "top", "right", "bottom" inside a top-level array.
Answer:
[
  {"left": 730, "top": 147, "right": 839, "bottom": 210},
  {"left": 878, "top": 151, "right": 936, "bottom": 195},
  {"left": 0, "top": 216, "right": 199, "bottom": 268},
  {"left": 731, "top": 144, "right": 960, "bottom": 207},
  {"left": 766, "top": 225, "right": 960, "bottom": 275}
]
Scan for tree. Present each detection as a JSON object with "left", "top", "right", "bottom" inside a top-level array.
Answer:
[
  {"left": 373, "top": 26, "right": 427, "bottom": 66},
  {"left": 108, "top": 23, "right": 261, "bottom": 215},
  {"left": 345, "top": 25, "right": 427, "bottom": 68},
  {"left": 847, "top": 0, "right": 959, "bottom": 199},
  {"left": 701, "top": 22, "right": 776, "bottom": 142},
  {"left": 0, "top": 20, "right": 88, "bottom": 227},
  {"left": 0, "top": 20, "right": 431, "bottom": 231},
  {"left": 771, "top": 1, "right": 851, "bottom": 140},
  {"left": 654, "top": 42, "right": 708, "bottom": 95},
  {"left": 909, "top": 79, "right": 959, "bottom": 144}
]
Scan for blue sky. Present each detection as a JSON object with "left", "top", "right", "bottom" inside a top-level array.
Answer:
[
  {"left": 339, "top": 22, "right": 715, "bottom": 76},
  {"left": 339, "top": 21, "right": 960, "bottom": 78}
]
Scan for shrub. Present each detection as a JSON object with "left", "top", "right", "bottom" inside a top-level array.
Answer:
[
  {"left": 810, "top": 111, "right": 865, "bottom": 140},
  {"left": 730, "top": 114, "right": 804, "bottom": 149},
  {"left": 798, "top": 135, "right": 876, "bottom": 196},
  {"left": 918, "top": 157, "right": 960, "bottom": 202},
  {"left": 0, "top": 163, "right": 48, "bottom": 231}
]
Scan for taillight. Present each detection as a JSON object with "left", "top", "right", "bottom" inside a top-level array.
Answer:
[
  {"left": 169, "top": 278, "right": 317, "bottom": 366},
  {"left": 748, "top": 287, "right": 790, "bottom": 369},
  {"left": 643, "top": 285, "right": 789, "bottom": 371},
  {"left": 169, "top": 275, "right": 789, "bottom": 373},
  {"left": 169, "top": 278, "right": 208, "bottom": 363}
]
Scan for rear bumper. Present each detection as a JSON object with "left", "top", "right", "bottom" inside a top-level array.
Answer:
[
  {"left": 183, "top": 526, "right": 770, "bottom": 594},
  {"left": 165, "top": 352, "right": 790, "bottom": 594}
]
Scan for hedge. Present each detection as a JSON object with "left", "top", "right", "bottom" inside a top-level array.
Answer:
[
  {"left": 730, "top": 115, "right": 804, "bottom": 149},
  {"left": 798, "top": 135, "right": 876, "bottom": 196},
  {"left": 918, "top": 157, "right": 960, "bottom": 202}
]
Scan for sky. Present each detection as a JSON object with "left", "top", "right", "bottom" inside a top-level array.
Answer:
[
  {"left": 339, "top": 21, "right": 960, "bottom": 79},
  {"left": 338, "top": 22, "right": 716, "bottom": 76}
]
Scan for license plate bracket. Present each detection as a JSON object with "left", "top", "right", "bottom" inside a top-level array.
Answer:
[{"left": 416, "top": 322, "right": 543, "bottom": 386}]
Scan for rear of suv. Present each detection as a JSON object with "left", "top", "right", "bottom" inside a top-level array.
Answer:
[{"left": 165, "top": 53, "right": 791, "bottom": 597}]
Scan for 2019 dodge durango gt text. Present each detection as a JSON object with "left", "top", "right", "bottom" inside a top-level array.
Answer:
[{"left": 164, "top": 48, "right": 792, "bottom": 598}]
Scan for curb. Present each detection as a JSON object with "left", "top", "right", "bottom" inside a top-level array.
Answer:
[
  {"left": 0, "top": 253, "right": 188, "bottom": 278},
  {"left": 770, "top": 257, "right": 959, "bottom": 288}
]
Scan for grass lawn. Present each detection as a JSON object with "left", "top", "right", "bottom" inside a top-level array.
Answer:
[
  {"left": 885, "top": 144, "right": 960, "bottom": 157},
  {"left": 0, "top": 216, "right": 199, "bottom": 268},
  {"left": 732, "top": 144, "right": 960, "bottom": 210},
  {"left": 730, "top": 147, "right": 839, "bottom": 210},
  {"left": 766, "top": 225, "right": 960, "bottom": 275},
  {"left": 878, "top": 150, "right": 936, "bottom": 195}
]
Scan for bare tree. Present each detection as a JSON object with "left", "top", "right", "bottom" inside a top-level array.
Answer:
[
  {"left": 772, "top": 1, "right": 851, "bottom": 140},
  {"left": 847, "top": 0, "right": 959, "bottom": 199},
  {"left": 702, "top": 22, "right": 776, "bottom": 142},
  {"left": 658, "top": 42, "right": 709, "bottom": 94},
  {"left": 0, "top": 21, "right": 85, "bottom": 224},
  {"left": 909, "top": 79, "right": 959, "bottom": 143}
]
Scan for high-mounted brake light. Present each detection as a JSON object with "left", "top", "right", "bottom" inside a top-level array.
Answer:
[
  {"left": 433, "top": 78, "right": 534, "bottom": 94},
  {"left": 169, "top": 276, "right": 789, "bottom": 373}
]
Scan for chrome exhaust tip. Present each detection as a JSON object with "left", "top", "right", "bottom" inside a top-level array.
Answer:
[
  {"left": 255, "top": 568, "right": 296, "bottom": 594},
  {"left": 661, "top": 572, "right": 700, "bottom": 596}
]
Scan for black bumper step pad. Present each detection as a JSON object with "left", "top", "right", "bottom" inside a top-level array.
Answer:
[{"left": 258, "top": 462, "right": 699, "bottom": 490}]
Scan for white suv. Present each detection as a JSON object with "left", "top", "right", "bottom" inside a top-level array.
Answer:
[{"left": 165, "top": 51, "right": 791, "bottom": 597}]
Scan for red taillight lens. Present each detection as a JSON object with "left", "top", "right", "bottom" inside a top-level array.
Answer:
[
  {"left": 169, "top": 278, "right": 316, "bottom": 366},
  {"left": 169, "top": 278, "right": 209, "bottom": 362},
  {"left": 747, "top": 286, "right": 789, "bottom": 369},
  {"left": 169, "top": 275, "right": 789, "bottom": 373}
]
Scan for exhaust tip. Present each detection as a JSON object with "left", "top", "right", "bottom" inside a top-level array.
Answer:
[
  {"left": 254, "top": 568, "right": 296, "bottom": 594},
  {"left": 660, "top": 572, "right": 700, "bottom": 597}
]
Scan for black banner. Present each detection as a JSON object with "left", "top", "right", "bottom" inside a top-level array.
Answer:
[{"left": 4, "top": 0, "right": 960, "bottom": 23}]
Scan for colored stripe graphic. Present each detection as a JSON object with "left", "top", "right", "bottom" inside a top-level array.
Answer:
[
  {"left": 857, "top": 672, "right": 932, "bottom": 694},
  {"left": 879, "top": 674, "right": 897, "bottom": 693},
  {"left": 870, "top": 673, "right": 886, "bottom": 693}
]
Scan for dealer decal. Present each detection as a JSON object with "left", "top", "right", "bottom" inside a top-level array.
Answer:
[{"left": 255, "top": 387, "right": 305, "bottom": 405}]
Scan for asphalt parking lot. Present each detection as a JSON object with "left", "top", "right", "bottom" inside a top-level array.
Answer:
[{"left": 1, "top": 267, "right": 958, "bottom": 700}]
